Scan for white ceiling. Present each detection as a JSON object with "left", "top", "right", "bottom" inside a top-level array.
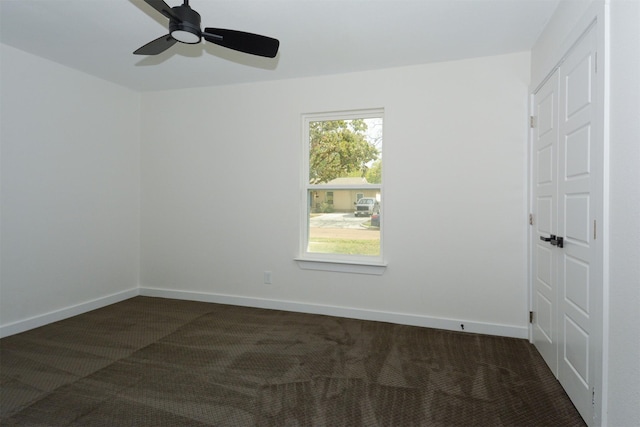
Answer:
[{"left": 0, "top": 0, "right": 559, "bottom": 92}]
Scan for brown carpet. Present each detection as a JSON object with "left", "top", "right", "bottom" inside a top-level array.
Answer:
[{"left": 0, "top": 296, "right": 585, "bottom": 426}]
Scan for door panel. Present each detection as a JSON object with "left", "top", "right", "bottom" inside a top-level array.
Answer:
[
  {"left": 565, "top": 53, "right": 592, "bottom": 118},
  {"left": 536, "top": 290, "right": 553, "bottom": 341},
  {"left": 566, "top": 125, "right": 591, "bottom": 177},
  {"left": 564, "top": 315, "right": 590, "bottom": 386},
  {"left": 565, "top": 256, "right": 589, "bottom": 314},
  {"left": 565, "top": 195, "right": 590, "bottom": 243},
  {"left": 537, "top": 196, "right": 553, "bottom": 233},
  {"left": 538, "top": 146, "right": 554, "bottom": 184}
]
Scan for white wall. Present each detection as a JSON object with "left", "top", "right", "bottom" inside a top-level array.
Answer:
[
  {"left": 608, "top": 1, "right": 640, "bottom": 425},
  {"left": 531, "top": 1, "right": 640, "bottom": 425},
  {"left": 0, "top": 44, "right": 141, "bottom": 335},
  {"left": 140, "top": 52, "right": 531, "bottom": 337}
]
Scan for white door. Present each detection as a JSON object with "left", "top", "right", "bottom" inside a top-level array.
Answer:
[
  {"left": 532, "top": 69, "right": 559, "bottom": 374},
  {"left": 531, "top": 24, "right": 602, "bottom": 425},
  {"left": 557, "top": 25, "right": 602, "bottom": 423}
]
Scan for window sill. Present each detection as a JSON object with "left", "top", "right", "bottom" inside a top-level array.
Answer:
[{"left": 295, "top": 258, "right": 387, "bottom": 275}]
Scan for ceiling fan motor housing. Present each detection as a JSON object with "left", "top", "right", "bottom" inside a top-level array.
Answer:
[{"left": 169, "top": 4, "right": 202, "bottom": 44}]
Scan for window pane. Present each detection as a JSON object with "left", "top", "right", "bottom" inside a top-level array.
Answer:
[
  {"left": 309, "top": 118, "right": 382, "bottom": 184},
  {"left": 308, "top": 190, "right": 380, "bottom": 256}
]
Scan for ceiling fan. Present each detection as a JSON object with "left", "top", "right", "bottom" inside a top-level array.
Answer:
[{"left": 134, "top": 0, "right": 279, "bottom": 58}]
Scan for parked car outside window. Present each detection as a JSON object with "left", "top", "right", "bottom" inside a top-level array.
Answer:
[{"left": 354, "top": 197, "right": 379, "bottom": 217}]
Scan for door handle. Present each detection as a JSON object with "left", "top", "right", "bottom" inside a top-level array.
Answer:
[
  {"left": 550, "top": 236, "right": 564, "bottom": 248},
  {"left": 540, "top": 234, "right": 564, "bottom": 248}
]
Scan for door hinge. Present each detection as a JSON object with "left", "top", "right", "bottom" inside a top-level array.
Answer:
[
  {"left": 529, "top": 213, "right": 534, "bottom": 225},
  {"left": 594, "top": 219, "right": 597, "bottom": 240},
  {"left": 529, "top": 311, "right": 534, "bottom": 323},
  {"left": 530, "top": 116, "right": 537, "bottom": 128}
]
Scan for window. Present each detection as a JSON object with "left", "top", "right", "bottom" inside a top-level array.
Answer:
[{"left": 297, "top": 109, "right": 385, "bottom": 274}]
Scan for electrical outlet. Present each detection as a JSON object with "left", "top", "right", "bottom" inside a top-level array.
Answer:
[{"left": 264, "top": 271, "right": 272, "bottom": 284}]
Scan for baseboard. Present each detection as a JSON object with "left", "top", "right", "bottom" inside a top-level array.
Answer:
[
  {"left": 0, "top": 287, "right": 529, "bottom": 340},
  {"left": 0, "top": 288, "right": 139, "bottom": 338},
  {"left": 139, "top": 287, "right": 529, "bottom": 339}
]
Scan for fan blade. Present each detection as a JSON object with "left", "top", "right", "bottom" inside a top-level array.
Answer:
[
  {"left": 203, "top": 28, "right": 279, "bottom": 58},
  {"left": 134, "top": 34, "right": 177, "bottom": 55},
  {"left": 143, "top": 0, "right": 181, "bottom": 21}
]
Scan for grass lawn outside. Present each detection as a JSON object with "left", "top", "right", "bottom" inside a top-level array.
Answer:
[
  {"left": 308, "top": 225, "right": 380, "bottom": 256},
  {"left": 308, "top": 237, "right": 380, "bottom": 256}
]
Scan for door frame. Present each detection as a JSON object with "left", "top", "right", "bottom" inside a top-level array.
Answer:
[{"left": 527, "top": 3, "right": 609, "bottom": 425}]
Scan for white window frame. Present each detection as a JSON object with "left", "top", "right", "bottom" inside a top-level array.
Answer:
[{"left": 295, "top": 108, "right": 386, "bottom": 275}]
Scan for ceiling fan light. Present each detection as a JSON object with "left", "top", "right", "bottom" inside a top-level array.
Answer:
[
  {"left": 171, "top": 29, "right": 200, "bottom": 44},
  {"left": 168, "top": 3, "right": 202, "bottom": 44}
]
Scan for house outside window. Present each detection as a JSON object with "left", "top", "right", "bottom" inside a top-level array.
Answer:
[{"left": 298, "top": 109, "right": 385, "bottom": 273}]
